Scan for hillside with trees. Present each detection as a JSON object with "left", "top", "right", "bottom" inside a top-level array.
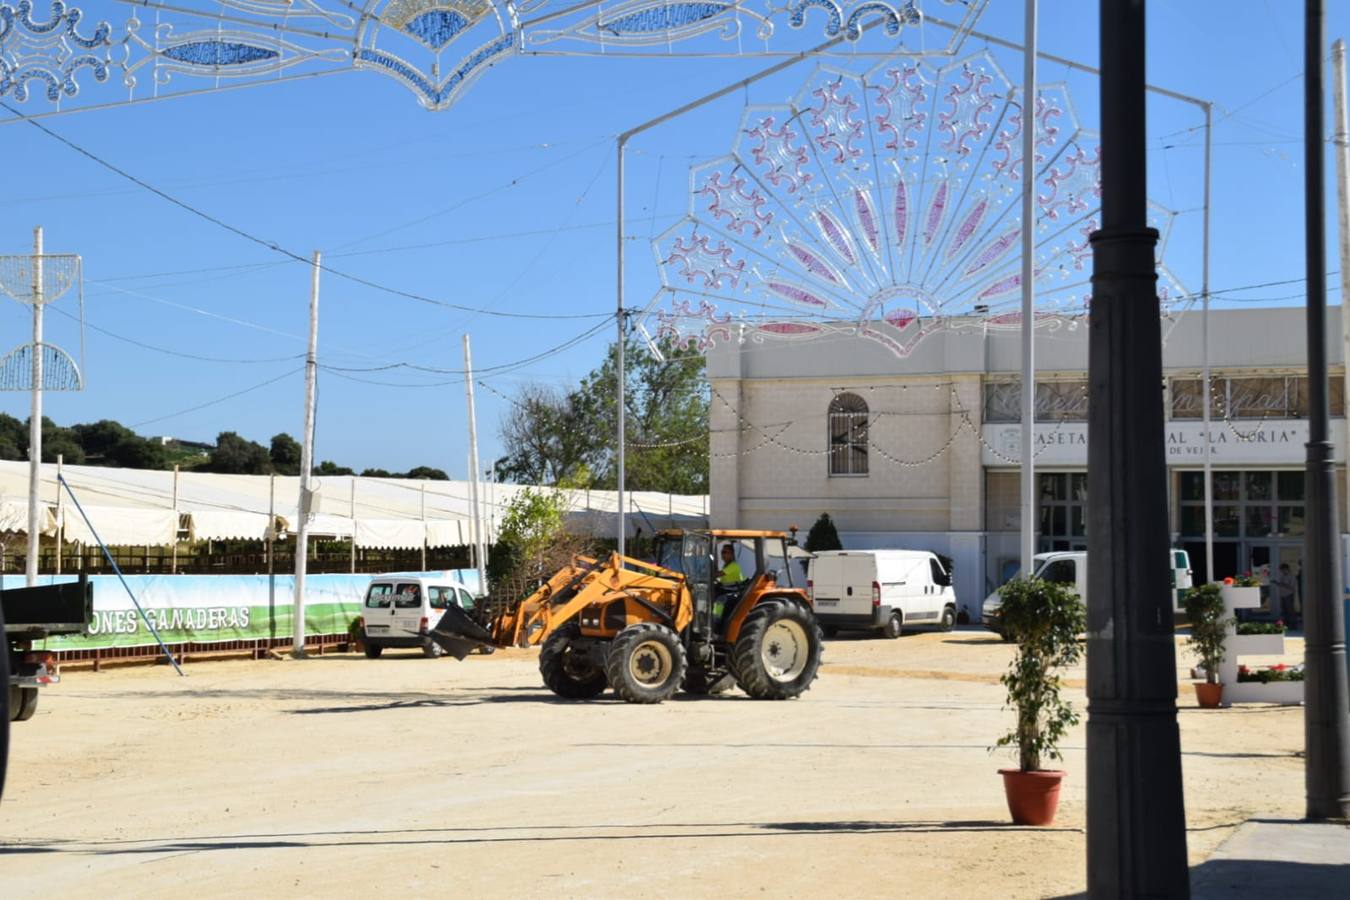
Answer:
[{"left": 0, "top": 413, "right": 447, "bottom": 479}]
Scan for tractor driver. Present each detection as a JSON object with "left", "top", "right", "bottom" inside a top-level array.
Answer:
[{"left": 716, "top": 543, "right": 744, "bottom": 586}]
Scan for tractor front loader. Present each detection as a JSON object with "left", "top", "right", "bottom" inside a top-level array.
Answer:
[{"left": 428, "top": 530, "right": 824, "bottom": 704}]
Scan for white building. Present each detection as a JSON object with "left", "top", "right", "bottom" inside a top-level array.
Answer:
[{"left": 707, "top": 307, "right": 1346, "bottom": 620}]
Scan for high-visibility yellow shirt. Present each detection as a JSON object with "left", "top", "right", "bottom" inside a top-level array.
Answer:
[{"left": 720, "top": 561, "right": 744, "bottom": 585}]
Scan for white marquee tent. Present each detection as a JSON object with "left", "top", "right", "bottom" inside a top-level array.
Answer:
[{"left": 0, "top": 461, "right": 708, "bottom": 550}]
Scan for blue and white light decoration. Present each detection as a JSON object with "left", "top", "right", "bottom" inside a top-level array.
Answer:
[
  {"left": 638, "top": 54, "right": 1190, "bottom": 357},
  {"left": 0, "top": 0, "right": 988, "bottom": 114}
]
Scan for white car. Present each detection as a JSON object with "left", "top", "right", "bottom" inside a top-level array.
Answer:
[
  {"left": 807, "top": 549, "right": 957, "bottom": 638},
  {"left": 360, "top": 575, "right": 478, "bottom": 658},
  {"left": 982, "top": 550, "right": 1193, "bottom": 636}
]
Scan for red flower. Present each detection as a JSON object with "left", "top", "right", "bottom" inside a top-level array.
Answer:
[
  {"left": 1271, "top": 663, "right": 1287, "bottom": 672},
  {"left": 1223, "top": 577, "right": 1235, "bottom": 586},
  {"left": 1239, "top": 665, "right": 1250, "bottom": 674}
]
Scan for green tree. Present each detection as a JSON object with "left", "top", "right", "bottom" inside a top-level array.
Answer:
[
  {"left": 208, "top": 431, "right": 272, "bottom": 474},
  {"left": 40, "top": 417, "right": 85, "bottom": 464},
  {"left": 361, "top": 467, "right": 395, "bottom": 478},
  {"left": 405, "top": 466, "right": 449, "bottom": 481},
  {"left": 270, "top": 433, "right": 302, "bottom": 476},
  {"left": 314, "top": 460, "right": 354, "bottom": 476},
  {"left": 496, "top": 337, "right": 708, "bottom": 494},
  {"left": 0, "top": 413, "right": 26, "bottom": 460},
  {"left": 488, "top": 486, "right": 590, "bottom": 604},
  {"left": 804, "top": 513, "right": 843, "bottom": 553},
  {"left": 495, "top": 384, "right": 603, "bottom": 486}
]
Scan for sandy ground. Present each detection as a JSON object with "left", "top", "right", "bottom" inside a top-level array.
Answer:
[{"left": 0, "top": 629, "right": 1305, "bottom": 899}]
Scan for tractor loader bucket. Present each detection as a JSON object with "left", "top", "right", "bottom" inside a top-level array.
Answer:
[{"left": 427, "top": 605, "right": 496, "bottom": 660}]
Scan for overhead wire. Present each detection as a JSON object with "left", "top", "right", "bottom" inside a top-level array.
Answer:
[
  {"left": 0, "top": 100, "right": 612, "bottom": 322},
  {"left": 131, "top": 367, "right": 304, "bottom": 429}
]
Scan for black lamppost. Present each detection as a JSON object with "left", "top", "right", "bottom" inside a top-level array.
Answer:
[
  {"left": 1301, "top": 0, "right": 1350, "bottom": 822},
  {"left": 1086, "top": 1, "right": 1191, "bottom": 896}
]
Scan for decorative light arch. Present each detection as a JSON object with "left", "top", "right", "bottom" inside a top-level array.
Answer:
[
  {"left": 0, "top": 0, "right": 990, "bottom": 116},
  {"left": 639, "top": 51, "right": 1191, "bottom": 358}
]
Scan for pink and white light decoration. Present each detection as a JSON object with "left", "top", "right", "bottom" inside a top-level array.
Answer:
[{"left": 641, "top": 52, "right": 1188, "bottom": 356}]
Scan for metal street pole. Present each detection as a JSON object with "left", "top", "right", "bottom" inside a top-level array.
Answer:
[
  {"left": 1303, "top": 2, "right": 1350, "bottom": 822},
  {"left": 1019, "top": 0, "right": 1038, "bottom": 577},
  {"left": 26, "top": 226, "right": 43, "bottom": 586},
  {"left": 1340, "top": 42, "right": 1350, "bottom": 605},
  {"left": 1086, "top": 1, "right": 1190, "bottom": 895},
  {"left": 1201, "top": 102, "right": 1216, "bottom": 585},
  {"left": 463, "top": 335, "right": 487, "bottom": 595},
  {"left": 292, "top": 250, "right": 320, "bottom": 659},
  {"left": 616, "top": 140, "right": 627, "bottom": 559}
]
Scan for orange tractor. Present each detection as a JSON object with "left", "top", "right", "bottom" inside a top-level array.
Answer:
[{"left": 432, "top": 529, "right": 823, "bottom": 704}]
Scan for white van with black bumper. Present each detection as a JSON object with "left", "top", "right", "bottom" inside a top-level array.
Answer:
[
  {"left": 807, "top": 550, "right": 957, "bottom": 638},
  {"left": 360, "top": 576, "right": 479, "bottom": 658}
]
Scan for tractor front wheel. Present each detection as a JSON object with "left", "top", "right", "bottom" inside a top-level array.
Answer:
[
  {"left": 732, "top": 599, "right": 823, "bottom": 700},
  {"left": 539, "top": 626, "right": 608, "bottom": 699},
  {"left": 606, "top": 623, "right": 687, "bottom": 704}
]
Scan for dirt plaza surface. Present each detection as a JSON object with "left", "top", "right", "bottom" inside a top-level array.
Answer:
[{"left": 0, "top": 630, "right": 1305, "bottom": 898}]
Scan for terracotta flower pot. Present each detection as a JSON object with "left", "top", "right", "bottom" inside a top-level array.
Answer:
[
  {"left": 1193, "top": 681, "right": 1224, "bottom": 708},
  {"left": 999, "top": 769, "right": 1065, "bottom": 826}
]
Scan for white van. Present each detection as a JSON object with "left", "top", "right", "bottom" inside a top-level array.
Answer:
[
  {"left": 807, "top": 550, "right": 957, "bottom": 638},
  {"left": 360, "top": 575, "right": 477, "bottom": 658},
  {"left": 981, "top": 550, "right": 1193, "bottom": 635}
]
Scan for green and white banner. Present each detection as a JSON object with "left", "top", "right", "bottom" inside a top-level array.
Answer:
[{"left": 2, "top": 571, "right": 480, "bottom": 651}]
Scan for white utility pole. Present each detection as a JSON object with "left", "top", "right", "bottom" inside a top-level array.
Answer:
[
  {"left": 292, "top": 250, "right": 321, "bottom": 659},
  {"left": 26, "top": 226, "right": 44, "bottom": 586},
  {"left": 1335, "top": 40, "right": 1350, "bottom": 552},
  {"left": 349, "top": 477, "right": 357, "bottom": 574},
  {"left": 1019, "top": 1, "right": 1039, "bottom": 576},
  {"left": 462, "top": 335, "right": 487, "bottom": 595},
  {"left": 420, "top": 479, "right": 428, "bottom": 572}
]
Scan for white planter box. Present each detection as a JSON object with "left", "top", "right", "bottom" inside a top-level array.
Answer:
[
  {"left": 1230, "top": 633, "right": 1287, "bottom": 656},
  {"left": 1222, "top": 585, "right": 1262, "bottom": 611},
  {"left": 1225, "top": 680, "right": 1304, "bottom": 705}
]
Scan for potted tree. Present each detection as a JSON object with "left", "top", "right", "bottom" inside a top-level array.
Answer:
[
  {"left": 1184, "top": 582, "right": 1229, "bottom": 708},
  {"left": 995, "top": 576, "right": 1085, "bottom": 826}
]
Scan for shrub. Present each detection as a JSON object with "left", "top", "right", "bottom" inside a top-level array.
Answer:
[
  {"left": 804, "top": 513, "right": 843, "bottom": 553},
  {"left": 1225, "top": 573, "right": 1261, "bottom": 588},
  {"left": 1184, "top": 583, "right": 1229, "bottom": 685},
  {"left": 1236, "top": 620, "right": 1285, "bottom": 636},
  {"left": 995, "top": 577, "right": 1085, "bottom": 773}
]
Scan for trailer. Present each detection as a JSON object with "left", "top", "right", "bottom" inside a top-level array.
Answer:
[{"left": 4, "top": 575, "right": 92, "bottom": 722}]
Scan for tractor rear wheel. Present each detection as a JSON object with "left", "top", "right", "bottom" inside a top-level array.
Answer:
[
  {"left": 683, "top": 667, "right": 735, "bottom": 696},
  {"left": 732, "top": 599, "right": 823, "bottom": 700},
  {"left": 539, "top": 626, "right": 608, "bottom": 699},
  {"left": 606, "top": 623, "right": 687, "bottom": 704}
]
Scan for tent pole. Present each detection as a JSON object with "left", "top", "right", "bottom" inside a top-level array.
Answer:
[{"left": 170, "top": 464, "right": 179, "bottom": 574}]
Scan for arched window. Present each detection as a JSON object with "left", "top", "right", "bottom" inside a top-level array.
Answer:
[{"left": 828, "top": 393, "right": 869, "bottom": 476}]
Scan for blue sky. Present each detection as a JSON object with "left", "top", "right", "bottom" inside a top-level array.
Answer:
[{"left": 1, "top": 0, "right": 1346, "bottom": 475}]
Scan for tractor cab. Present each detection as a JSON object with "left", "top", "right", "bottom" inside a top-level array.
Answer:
[{"left": 653, "top": 529, "right": 799, "bottom": 639}]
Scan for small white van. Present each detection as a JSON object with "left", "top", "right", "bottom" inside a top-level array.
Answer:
[
  {"left": 981, "top": 550, "right": 1193, "bottom": 635},
  {"left": 807, "top": 550, "right": 957, "bottom": 638},
  {"left": 360, "top": 575, "right": 477, "bottom": 658}
]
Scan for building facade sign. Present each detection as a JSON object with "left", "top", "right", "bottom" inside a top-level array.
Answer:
[{"left": 982, "top": 421, "right": 1345, "bottom": 467}]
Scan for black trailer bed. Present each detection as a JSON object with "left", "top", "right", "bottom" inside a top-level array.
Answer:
[{"left": 3, "top": 576, "right": 92, "bottom": 640}]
